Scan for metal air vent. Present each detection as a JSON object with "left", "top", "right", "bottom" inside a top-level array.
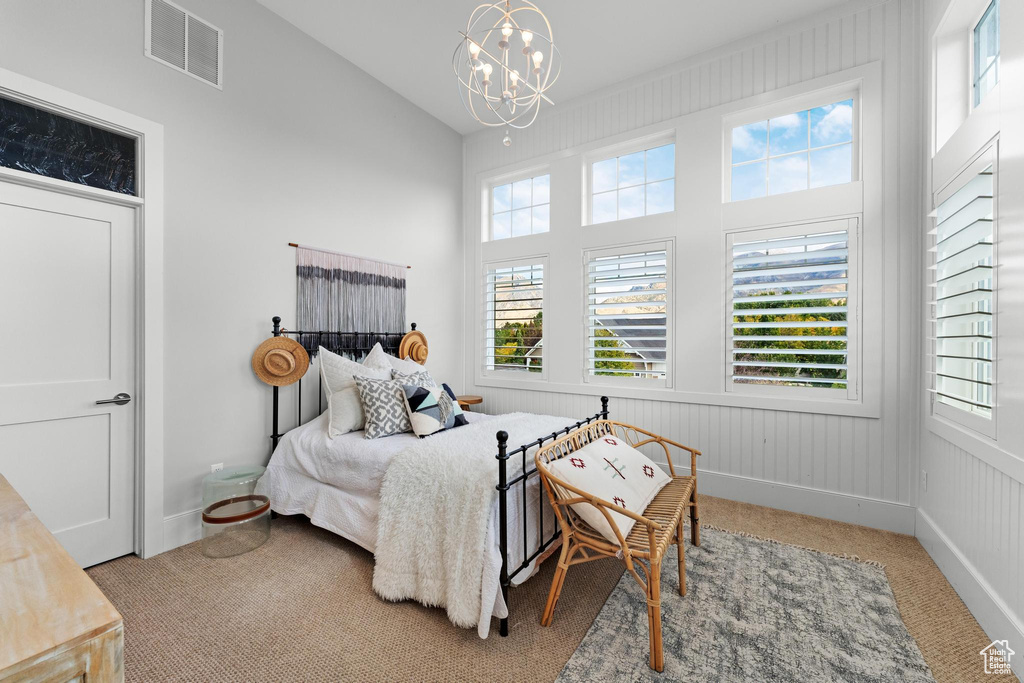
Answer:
[{"left": 145, "top": 0, "right": 223, "bottom": 89}]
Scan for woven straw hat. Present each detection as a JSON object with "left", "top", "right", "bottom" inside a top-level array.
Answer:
[
  {"left": 399, "top": 329, "right": 429, "bottom": 365},
  {"left": 251, "top": 337, "right": 309, "bottom": 386}
]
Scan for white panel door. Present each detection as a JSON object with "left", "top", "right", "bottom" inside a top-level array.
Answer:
[{"left": 0, "top": 180, "right": 136, "bottom": 568}]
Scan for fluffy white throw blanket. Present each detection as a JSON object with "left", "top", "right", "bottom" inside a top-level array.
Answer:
[{"left": 372, "top": 412, "right": 571, "bottom": 637}]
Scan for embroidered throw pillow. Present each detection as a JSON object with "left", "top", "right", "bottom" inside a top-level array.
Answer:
[
  {"left": 319, "top": 346, "right": 392, "bottom": 438},
  {"left": 354, "top": 374, "right": 433, "bottom": 439},
  {"left": 546, "top": 435, "right": 671, "bottom": 544},
  {"left": 394, "top": 369, "right": 436, "bottom": 388},
  {"left": 403, "top": 383, "right": 469, "bottom": 437}
]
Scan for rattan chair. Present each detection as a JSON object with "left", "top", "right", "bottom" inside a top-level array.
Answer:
[{"left": 534, "top": 420, "right": 700, "bottom": 672}]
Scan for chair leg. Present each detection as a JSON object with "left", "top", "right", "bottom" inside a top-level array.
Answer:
[
  {"left": 689, "top": 485, "right": 701, "bottom": 547},
  {"left": 648, "top": 560, "right": 664, "bottom": 673},
  {"left": 541, "top": 537, "right": 571, "bottom": 627},
  {"left": 676, "top": 520, "right": 687, "bottom": 597}
]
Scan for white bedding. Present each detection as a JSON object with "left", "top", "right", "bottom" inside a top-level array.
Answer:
[{"left": 255, "top": 411, "right": 557, "bottom": 634}]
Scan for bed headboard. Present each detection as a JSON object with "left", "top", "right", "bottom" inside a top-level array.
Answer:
[{"left": 267, "top": 315, "right": 423, "bottom": 450}]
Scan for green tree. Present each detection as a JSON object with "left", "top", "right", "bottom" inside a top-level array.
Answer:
[
  {"left": 593, "top": 328, "right": 639, "bottom": 377},
  {"left": 733, "top": 290, "right": 846, "bottom": 388}
]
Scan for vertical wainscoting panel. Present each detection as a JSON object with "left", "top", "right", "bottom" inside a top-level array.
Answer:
[
  {"left": 477, "top": 386, "right": 888, "bottom": 501},
  {"left": 464, "top": 2, "right": 918, "bottom": 529},
  {"left": 919, "top": 433, "right": 1024, "bottom": 653}
]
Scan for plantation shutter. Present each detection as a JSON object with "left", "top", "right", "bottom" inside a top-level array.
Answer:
[
  {"left": 729, "top": 225, "right": 852, "bottom": 390},
  {"left": 485, "top": 263, "right": 544, "bottom": 372},
  {"left": 929, "top": 163, "right": 993, "bottom": 418},
  {"left": 586, "top": 247, "right": 669, "bottom": 380}
]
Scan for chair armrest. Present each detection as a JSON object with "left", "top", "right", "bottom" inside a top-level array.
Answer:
[{"left": 609, "top": 421, "right": 701, "bottom": 477}]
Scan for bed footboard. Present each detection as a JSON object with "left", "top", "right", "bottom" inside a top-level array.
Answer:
[{"left": 495, "top": 396, "right": 609, "bottom": 637}]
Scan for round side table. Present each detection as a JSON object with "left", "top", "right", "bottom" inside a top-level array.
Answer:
[
  {"left": 201, "top": 465, "right": 271, "bottom": 558},
  {"left": 457, "top": 395, "right": 483, "bottom": 412}
]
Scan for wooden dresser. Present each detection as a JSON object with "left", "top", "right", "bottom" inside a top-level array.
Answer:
[{"left": 0, "top": 475, "right": 124, "bottom": 682}]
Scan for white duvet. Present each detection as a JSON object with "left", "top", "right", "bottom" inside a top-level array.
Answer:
[{"left": 255, "top": 410, "right": 560, "bottom": 637}]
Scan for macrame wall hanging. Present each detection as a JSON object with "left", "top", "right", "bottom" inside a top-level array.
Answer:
[{"left": 295, "top": 245, "right": 407, "bottom": 356}]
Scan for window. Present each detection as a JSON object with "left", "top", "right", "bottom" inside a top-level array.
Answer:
[
  {"left": 930, "top": 163, "right": 993, "bottom": 422},
  {"left": 730, "top": 99, "right": 854, "bottom": 201},
  {"left": 591, "top": 143, "right": 675, "bottom": 224},
  {"left": 973, "top": 0, "right": 999, "bottom": 107},
  {"left": 585, "top": 245, "right": 670, "bottom": 381},
  {"left": 727, "top": 221, "right": 857, "bottom": 394},
  {"left": 491, "top": 174, "right": 550, "bottom": 240},
  {"left": 484, "top": 262, "right": 544, "bottom": 373}
]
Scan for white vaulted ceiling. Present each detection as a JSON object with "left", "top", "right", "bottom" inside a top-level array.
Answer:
[{"left": 257, "top": 0, "right": 860, "bottom": 135}]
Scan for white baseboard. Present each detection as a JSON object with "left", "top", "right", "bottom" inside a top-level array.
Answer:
[
  {"left": 162, "top": 507, "right": 202, "bottom": 553},
  {"left": 916, "top": 509, "right": 1024, "bottom": 680},
  {"left": 697, "top": 469, "right": 917, "bottom": 535}
]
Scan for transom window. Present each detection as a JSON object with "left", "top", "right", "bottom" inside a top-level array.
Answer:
[
  {"left": 484, "top": 262, "right": 544, "bottom": 373},
  {"left": 591, "top": 143, "right": 675, "bottom": 224},
  {"left": 491, "top": 174, "right": 550, "bottom": 240},
  {"left": 585, "top": 246, "right": 670, "bottom": 382},
  {"left": 727, "top": 220, "right": 857, "bottom": 395},
  {"left": 973, "top": 0, "right": 999, "bottom": 107},
  {"left": 730, "top": 99, "right": 854, "bottom": 201}
]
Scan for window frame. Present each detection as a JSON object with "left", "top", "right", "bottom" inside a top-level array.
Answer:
[
  {"left": 487, "top": 170, "right": 552, "bottom": 242},
  {"left": 481, "top": 256, "right": 549, "bottom": 381},
  {"left": 723, "top": 88, "right": 861, "bottom": 203},
  {"left": 582, "top": 240, "right": 674, "bottom": 389},
  {"left": 929, "top": 143, "right": 998, "bottom": 439},
  {"left": 584, "top": 134, "right": 677, "bottom": 226},
  {"left": 970, "top": 0, "right": 999, "bottom": 110},
  {"left": 724, "top": 218, "right": 861, "bottom": 402}
]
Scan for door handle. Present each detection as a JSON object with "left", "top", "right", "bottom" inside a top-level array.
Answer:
[{"left": 96, "top": 393, "right": 132, "bottom": 406}]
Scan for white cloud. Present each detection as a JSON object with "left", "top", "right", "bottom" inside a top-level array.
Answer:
[
  {"left": 813, "top": 103, "right": 853, "bottom": 145},
  {"left": 732, "top": 122, "right": 767, "bottom": 159}
]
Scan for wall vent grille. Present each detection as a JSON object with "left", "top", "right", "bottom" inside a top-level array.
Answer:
[{"left": 145, "top": 0, "right": 222, "bottom": 89}]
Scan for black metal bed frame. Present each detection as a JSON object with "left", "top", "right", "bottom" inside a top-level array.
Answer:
[
  {"left": 265, "top": 316, "right": 609, "bottom": 637},
  {"left": 494, "top": 395, "right": 609, "bottom": 636}
]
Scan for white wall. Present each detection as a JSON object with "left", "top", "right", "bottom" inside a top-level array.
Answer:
[
  {"left": 918, "top": 0, "right": 1024, "bottom": 675},
  {"left": 0, "top": 0, "right": 464, "bottom": 546},
  {"left": 462, "top": 0, "right": 922, "bottom": 533}
]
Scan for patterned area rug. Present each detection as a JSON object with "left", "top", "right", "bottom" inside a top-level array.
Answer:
[{"left": 557, "top": 526, "right": 935, "bottom": 682}]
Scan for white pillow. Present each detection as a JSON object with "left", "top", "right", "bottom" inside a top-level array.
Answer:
[
  {"left": 546, "top": 435, "right": 671, "bottom": 544},
  {"left": 319, "top": 346, "right": 392, "bottom": 438},
  {"left": 363, "top": 342, "right": 426, "bottom": 375}
]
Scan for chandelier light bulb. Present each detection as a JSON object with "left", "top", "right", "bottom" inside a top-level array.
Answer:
[
  {"left": 521, "top": 30, "right": 533, "bottom": 55},
  {"left": 468, "top": 41, "right": 481, "bottom": 58},
  {"left": 481, "top": 62, "right": 493, "bottom": 85},
  {"left": 510, "top": 70, "right": 520, "bottom": 87},
  {"left": 532, "top": 50, "right": 544, "bottom": 74},
  {"left": 501, "top": 22, "right": 513, "bottom": 38}
]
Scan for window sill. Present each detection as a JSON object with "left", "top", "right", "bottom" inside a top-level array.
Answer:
[{"left": 472, "top": 376, "right": 880, "bottom": 418}]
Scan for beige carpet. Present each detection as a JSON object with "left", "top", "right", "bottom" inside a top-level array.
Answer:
[{"left": 87, "top": 497, "right": 1002, "bottom": 682}]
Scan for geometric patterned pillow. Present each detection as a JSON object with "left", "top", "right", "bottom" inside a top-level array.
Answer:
[
  {"left": 402, "top": 383, "right": 469, "bottom": 437},
  {"left": 354, "top": 375, "right": 432, "bottom": 439},
  {"left": 546, "top": 435, "right": 670, "bottom": 544}
]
